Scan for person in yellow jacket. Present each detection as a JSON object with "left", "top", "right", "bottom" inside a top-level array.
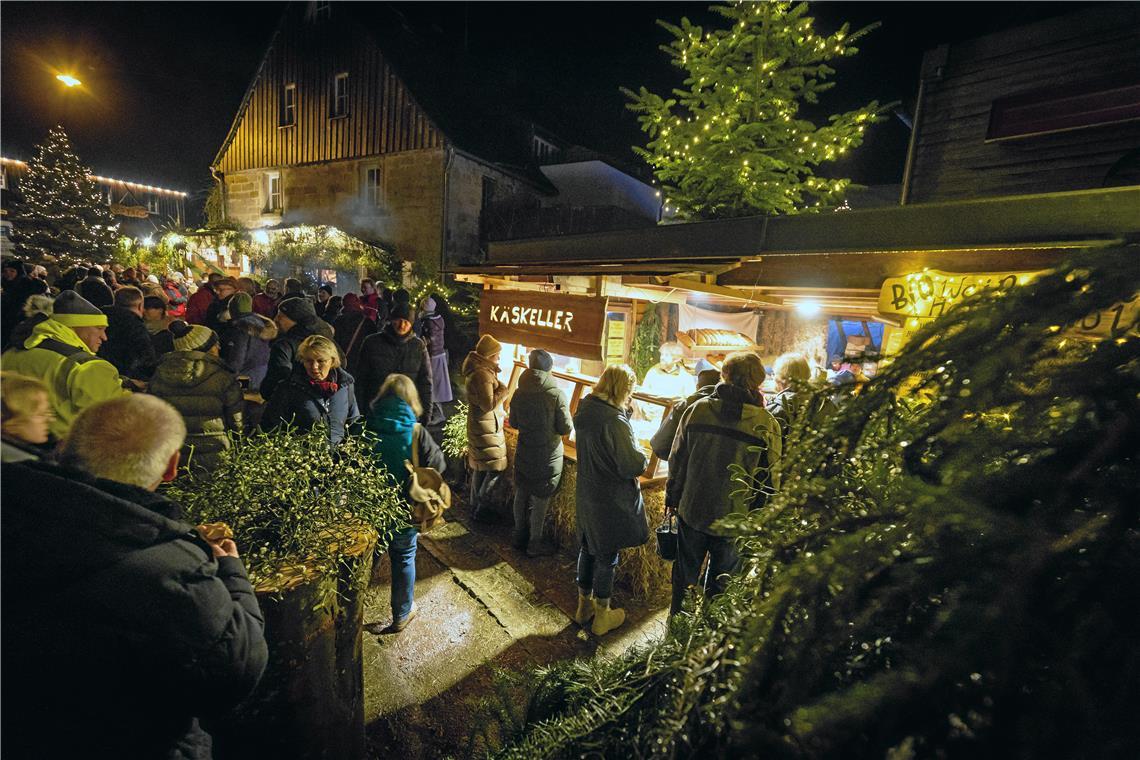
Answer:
[{"left": 2, "top": 290, "right": 130, "bottom": 439}]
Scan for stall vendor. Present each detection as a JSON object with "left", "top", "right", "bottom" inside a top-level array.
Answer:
[{"left": 640, "top": 342, "right": 692, "bottom": 400}]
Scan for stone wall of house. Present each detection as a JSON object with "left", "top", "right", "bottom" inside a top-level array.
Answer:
[
  {"left": 222, "top": 149, "right": 446, "bottom": 271},
  {"left": 443, "top": 153, "right": 543, "bottom": 269}
]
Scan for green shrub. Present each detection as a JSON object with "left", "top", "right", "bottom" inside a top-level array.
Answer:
[{"left": 165, "top": 425, "right": 409, "bottom": 591}]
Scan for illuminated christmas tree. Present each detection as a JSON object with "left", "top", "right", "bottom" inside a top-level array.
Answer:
[
  {"left": 623, "top": 1, "right": 888, "bottom": 219},
  {"left": 10, "top": 125, "right": 119, "bottom": 267}
]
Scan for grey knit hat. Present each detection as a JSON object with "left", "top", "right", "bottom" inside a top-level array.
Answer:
[
  {"left": 277, "top": 296, "right": 317, "bottom": 324},
  {"left": 52, "top": 290, "right": 108, "bottom": 328}
]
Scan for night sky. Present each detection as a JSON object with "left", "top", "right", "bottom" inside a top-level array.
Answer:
[{"left": 1, "top": 1, "right": 1089, "bottom": 219}]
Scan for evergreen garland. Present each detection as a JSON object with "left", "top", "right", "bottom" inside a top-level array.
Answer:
[
  {"left": 10, "top": 125, "right": 119, "bottom": 267},
  {"left": 490, "top": 245, "right": 1140, "bottom": 758},
  {"left": 630, "top": 303, "right": 663, "bottom": 382},
  {"left": 623, "top": 2, "right": 890, "bottom": 219}
]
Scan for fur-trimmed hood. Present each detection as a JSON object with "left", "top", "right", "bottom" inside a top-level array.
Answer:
[{"left": 231, "top": 312, "right": 278, "bottom": 341}]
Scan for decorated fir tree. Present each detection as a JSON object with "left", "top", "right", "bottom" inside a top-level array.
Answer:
[
  {"left": 10, "top": 125, "right": 119, "bottom": 267},
  {"left": 623, "top": 1, "right": 888, "bottom": 219}
]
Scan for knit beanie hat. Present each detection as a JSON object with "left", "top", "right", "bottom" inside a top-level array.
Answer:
[
  {"left": 475, "top": 334, "right": 502, "bottom": 358},
  {"left": 423, "top": 296, "right": 437, "bottom": 314},
  {"left": 230, "top": 291, "right": 254, "bottom": 316},
  {"left": 342, "top": 292, "right": 363, "bottom": 312},
  {"left": 390, "top": 301, "right": 413, "bottom": 322},
  {"left": 528, "top": 348, "right": 553, "bottom": 372},
  {"left": 169, "top": 320, "right": 219, "bottom": 353},
  {"left": 52, "top": 290, "right": 108, "bottom": 328},
  {"left": 277, "top": 296, "right": 317, "bottom": 324},
  {"left": 318, "top": 284, "right": 333, "bottom": 295}
]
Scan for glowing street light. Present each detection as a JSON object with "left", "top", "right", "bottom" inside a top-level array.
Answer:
[
  {"left": 794, "top": 299, "right": 822, "bottom": 318},
  {"left": 56, "top": 73, "right": 82, "bottom": 88}
]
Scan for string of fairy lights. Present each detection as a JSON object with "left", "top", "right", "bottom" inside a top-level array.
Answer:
[{"left": 626, "top": 1, "right": 887, "bottom": 219}]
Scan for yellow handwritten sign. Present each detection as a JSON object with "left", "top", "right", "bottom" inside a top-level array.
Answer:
[{"left": 878, "top": 269, "right": 1039, "bottom": 321}]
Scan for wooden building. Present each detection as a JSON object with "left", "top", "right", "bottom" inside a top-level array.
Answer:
[
  {"left": 211, "top": 2, "right": 658, "bottom": 277},
  {"left": 902, "top": 4, "right": 1140, "bottom": 203}
]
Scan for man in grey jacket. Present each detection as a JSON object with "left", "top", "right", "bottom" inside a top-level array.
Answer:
[
  {"left": 1, "top": 394, "right": 268, "bottom": 758},
  {"left": 666, "top": 351, "right": 782, "bottom": 616}
]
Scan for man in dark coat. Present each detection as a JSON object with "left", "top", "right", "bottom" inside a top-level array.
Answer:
[
  {"left": 508, "top": 349, "right": 572, "bottom": 556},
  {"left": 203, "top": 277, "right": 238, "bottom": 333},
  {"left": 98, "top": 285, "right": 158, "bottom": 380},
  {"left": 77, "top": 265, "right": 115, "bottom": 308},
  {"left": 0, "top": 394, "right": 267, "bottom": 759},
  {"left": 260, "top": 296, "right": 338, "bottom": 400},
  {"left": 1, "top": 258, "right": 49, "bottom": 349},
  {"left": 666, "top": 351, "right": 782, "bottom": 616},
  {"left": 353, "top": 300, "right": 431, "bottom": 417},
  {"left": 332, "top": 292, "right": 376, "bottom": 373},
  {"left": 650, "top": 368, "right": 721, "bottom": 460}
]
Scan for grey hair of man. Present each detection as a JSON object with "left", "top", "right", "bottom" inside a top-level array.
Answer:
[{"left": 60, "top": 395, "right": 187, "bottom": 490}]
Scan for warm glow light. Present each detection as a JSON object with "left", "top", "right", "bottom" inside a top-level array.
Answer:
[
  {"left": 56, "top": 74, "right": 82, "bottom": 88},
  {"left": 794, "top": 299, "right": 822, "bottom": 318}
]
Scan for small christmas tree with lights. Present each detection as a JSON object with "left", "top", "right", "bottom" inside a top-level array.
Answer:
[
  {"left": 623, "top": 1, "right": 888, "bottom": 219},
  {"left": 10, "top": 125, "right": 119, "bottom": 267}
]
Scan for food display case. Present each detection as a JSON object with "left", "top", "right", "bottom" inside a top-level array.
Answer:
[
  {"left": 506, "top": 361, "right": 676, "bottom": 483},
  {"left": 675, "top": 328, "right": 759, "bottom": 356}
]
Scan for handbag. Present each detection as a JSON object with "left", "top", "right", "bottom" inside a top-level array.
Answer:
[
  {"left": 655, "top": 508, "right": 678, "bottom": 561},
  {"left": 406, "top": 423, "right": 450, "bottom": 532}
]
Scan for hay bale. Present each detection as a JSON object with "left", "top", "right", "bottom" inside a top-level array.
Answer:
[{"left": 504, "top": 429, "right": 671, "bottom": 605}]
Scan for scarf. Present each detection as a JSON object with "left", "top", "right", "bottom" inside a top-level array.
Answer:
[{"left": 309, "top": 378, "right": 340, "bottom": 399}]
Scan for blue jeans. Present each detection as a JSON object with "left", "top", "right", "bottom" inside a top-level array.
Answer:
[
  {"left": 469, "top": 470, "right": 502, "bottom": 515},
  {"left": 670, "top": 517, "right": 739, "bottom": 615},
  {"left": 511, "top": 487, "right": 551, "bottom": 548},
  {"left": 388, "top": 526, "right": 418, "bottom": 621},
  {"left": 576, "top": 534, "right": 619, "bottom": 599}
]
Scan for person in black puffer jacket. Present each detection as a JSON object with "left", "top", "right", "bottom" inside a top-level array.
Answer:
[
  {"left": 508, "top": 349, "right": 572, "bottom": 556},
  {"left": 261, "top": 334, "right": 360, "bottom": 446},
  {"left": 1, "top": 394, "right": 267, "bottom": 759},
  {"left": 260, "top": 296, "right": 339, "bottom": 400},
  {"left": 220, "top": 292, "right": 278, "bottom": 393},
  {"left": 98, "top": 286, "right": 158, "bottom": 380},
  {"left": 353, "top": 300, "right": 431, "bottom": 421}
]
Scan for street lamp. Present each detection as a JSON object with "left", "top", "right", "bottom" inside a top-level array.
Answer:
[{"left": 55, "top": 74, "right": 82, "bottom": 88}]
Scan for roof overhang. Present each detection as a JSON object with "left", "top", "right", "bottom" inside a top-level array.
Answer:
[{"left": 455, "top": 187, "right": 1138, "bottom": 290}]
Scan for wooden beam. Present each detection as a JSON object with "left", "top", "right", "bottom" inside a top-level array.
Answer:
[{"left": 663, "top": 276, "right": 785, "bottom": 306}]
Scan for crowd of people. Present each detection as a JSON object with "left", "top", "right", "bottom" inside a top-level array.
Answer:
[{"left": 2, "top": 255, "right": 845, "bottom": 752}]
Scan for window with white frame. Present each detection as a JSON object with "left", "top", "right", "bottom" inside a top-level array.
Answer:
[
  {"left": 266, "top": 172, "right": 282, "bottom": 212},
  {"left": 0, "top": 165, "right": 6, "bottom": 190},
  {"left": 104, "top": 185, "right": 115, "bottom": 205},
  {"left": 280, "top": 84, "right": 296, "bottom": 127},
  {"left": 147, "top": 195, "right": 160, "bottom": 214},
  {"left": 331, "top": 73, "right": 349, "bottom": 118},
  {"left": 362, "top": 165, "right": 383, "bottom": 208},
  {"left": 314, "top": 1, "right": 331, "bottom": 20}
]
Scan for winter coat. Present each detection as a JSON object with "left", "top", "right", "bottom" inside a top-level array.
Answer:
[
  {"left": 666, "top": 383, "right": 783, "bottom": 535},
  {"left": 260, "top": 318, "right": 338, "bottom": 400},
  {"left": 0, "top": 273, "right": 48, "bottom": 349},
  {"left": 766, "top": 388, "right": 838, "bottom": 444},
  {"left": 261, "top": 364, "right": 360, "bottom": 446},
  {"left": 220, "top": 313, "right": 278, "bottom": 392},
  {"left": 163, "top": 280, "right": 188, "bottom": 318},
  {"left": 0, "top": 316, "right": 129, "bottom": 438},
  {"left": 463, "top": 351, "right": 508, "bottom": 472},
  {"left": 650, "top": 383, "right": 717, "bottom": 461},
  {"left": 509, "top": 368, "right": 572, "bottom": 496},
  {"left": 184, "top": 284, "right": 216, "bottom": 325},
  {"left": 98, "top": 305, "right": 158, "bottom": 379},
  {"left": 572, "top": 393, "right": 649, "bottom": 555},
  {"left": 354, "top": 325, "right": 432, "bottom": 416},
  {"left": 418, "top": 313, "right": 446, "bottom": 356},
  {"left": 204, "top": 294, "right": 234, "bottom": 334},
  {"left": 252, "top": 292, "right": 279, "bottom": 318},
  {"left": 1, "top": 459, "right": 267, "bottom": 760},
  {"left": 148, "top": 350, "right": 244, "bottom": 474},
  {"left": 77, "top": 275, "right": 114, "bottom": 308},
  {"left": 333, "top": 308, "right": 376, "bottom": 373},
  {"left": 366, "top": 393, "right": 446, "bottom": 490},
  {"left": 147, "top": 319, "right": 176, "bottom": 357}
]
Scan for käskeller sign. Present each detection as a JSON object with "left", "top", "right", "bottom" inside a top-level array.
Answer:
[{"left": 479, "top": 290, "right": 607, "bottom": 361}]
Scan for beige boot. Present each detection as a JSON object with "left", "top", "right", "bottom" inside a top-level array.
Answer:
[
  {"left": 574, "top": 590, "right": 594, "bottom": 626},
  {"left": 591, "top": 597, "right": 626, "bottom": 636}
]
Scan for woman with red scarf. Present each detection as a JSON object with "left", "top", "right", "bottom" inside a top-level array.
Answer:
[{"left": 260, "top": 334, "right": 360, "bottom": 445}]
